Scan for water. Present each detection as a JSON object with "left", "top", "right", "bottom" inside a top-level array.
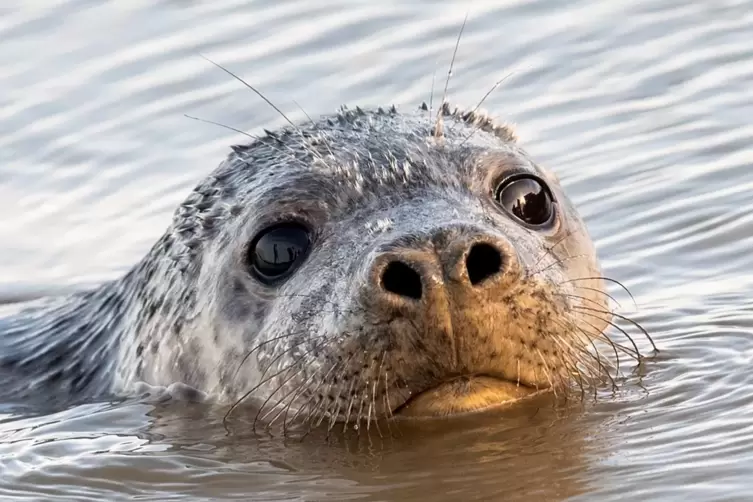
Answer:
[{"left": 1, "top": 0, "right": 752, "bottom": 500}]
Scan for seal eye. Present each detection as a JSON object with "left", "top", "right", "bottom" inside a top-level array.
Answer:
[
  {"left": 494, "top": 175, "right": 554, "bottom": 227},
  {"left": 248, "top": 223, "right": 311, "bottom": 284}
]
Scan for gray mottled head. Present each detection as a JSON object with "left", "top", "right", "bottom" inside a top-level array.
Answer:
[{"left": 116, "top": 102, "right": 638, "bottom": 426}]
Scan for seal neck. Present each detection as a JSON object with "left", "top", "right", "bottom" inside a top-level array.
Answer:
[{"left": 0, "top": 277, "right": 131, "bottom": 408}]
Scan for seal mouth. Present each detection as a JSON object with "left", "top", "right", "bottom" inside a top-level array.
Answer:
[{"left": 393, "top": 375, "right": 545, "bottom": 418}]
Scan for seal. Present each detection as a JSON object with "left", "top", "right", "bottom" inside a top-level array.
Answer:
[{"left": 0, "top": 99, "right": 650, "bottom": 426}]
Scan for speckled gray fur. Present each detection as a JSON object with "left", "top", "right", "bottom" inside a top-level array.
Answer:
[{"left": 0, "top": 102, "right": 618, "bottom": 423}]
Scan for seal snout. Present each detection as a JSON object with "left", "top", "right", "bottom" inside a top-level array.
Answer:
[{"left": 357, "top": 229, "right": 561, "bottom": 418}]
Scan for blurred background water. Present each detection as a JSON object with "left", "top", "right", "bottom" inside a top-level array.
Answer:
[{"left": 1, "top": 0, "right": 753, "bottom": 500}]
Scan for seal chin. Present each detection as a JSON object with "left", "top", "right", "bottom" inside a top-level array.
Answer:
[{"left": 394, "top": 376, "right": 544, "bottom": 418}]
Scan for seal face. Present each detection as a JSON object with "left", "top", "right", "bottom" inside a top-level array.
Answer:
[{"left": 0, "top": 102, "right": 618, "bottom": 425}]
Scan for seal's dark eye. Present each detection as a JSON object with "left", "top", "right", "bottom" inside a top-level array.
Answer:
[
  {"left": 248, "top": 223, "right": 311, "bottom": 284},
  {"left": 494, "top": 176, "right": 554, "bottom": 227}
]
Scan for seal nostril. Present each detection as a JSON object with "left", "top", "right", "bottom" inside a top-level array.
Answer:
[
  {"left": 381, "top": 261, "right": 423, "bottom": 300},
  {"left": 466, "top": 243, "right": 504, "bottom": 285}
]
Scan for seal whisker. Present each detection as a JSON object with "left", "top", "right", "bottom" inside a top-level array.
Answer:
[
  {"left": 199, "top": 55, "right": 342, "bottom": 175},
  {"left": 556, "top": 292, "right": 614, "bottom": 312},
  {"left": 368, "top": 353, "right": 386, "bottom": 438},
  {"left": 592, "top": 331, "right": 641, "bottom": 361},
  {"left": 271, "top": 293, "right": 364, "bottom": 318},
  {"left": 375, "top": 351, "right": 394, "bottom": 423},
  {"left": 350, "top": 353, "right": 379, "bottom": 437},
  {"left": 560, "top": 317, "right": 622, "bottom": 380},
  {"left": 183, "top": 114, "right": 309, "bottom": 169},
  {"left": 571, "top": 309, "right": 645, "bottom": 364},
  {"left": 381, "top": 368, "right": 398, "bottom": 438},
  {"left": 369, "top": 376, "right": 383, "bottom": 438},
  {"left": 533, "top": 229, "right": 579, "bottom": 270},
  {"left": 565, "top": 350, "right": 594, "bottom": 400},
  {"left": 292, "top": 400, "right": 323, "bottom": 442},
  {"left": 292, "top": 99, "right": 317, "bottom": 127},
  {"left": 355, "top": 388, "right": 368, "bottom": 436},
  {"left": 558, "top": 346, "right": 592, "bottom": 391},
  {"left": 433, "top": 11, "right": 469, "bottom": 139},
  {"left": 325, "top": 360, "right": 363, "bottom": 435},
  {"left": 561, "top": 352, "right": 588, "bottom": 401},
  {"left": 288, "top": 379, "right": 327, "bottom": 437},
  {"left": 254, "top": 345, "right": 336, "bottom": 432},
  {"left": 292, "top": 98, "right": 340, "bottom": 165},
  {"left": 232, "top": 330, "right": 328, "bottom": 381},
  {"left": 327, "top": 351, "right": 368, "bottom": 431},
  {"left": 314, "top": 359, "right": 352, "bottom": 426},
  {"left": 529, "top": 253, "right": 591, "bottom": 277},
  {"left": 291, "top": 346, "right": 363, "bottom": 436},
  {"left": 327, "top": 392, "right": 344, "bottom": 435},
  {"left": 255, "top": 363, "right": 311, "bottom": 430},
  {"left": 309, "top": 355, "right": 359, "bottom": 432},
  {"left": 427, "top": 61, "right": 439, "bottom": 124},
  {"left": 326, "top": 385, "right": 346, "bottom": 437},
  {"left": 297, "top": 381, "right": 331, "bottom": 439},
  {"left": 223, "top": 333, "right": 330, "bottom": 430},
  {"left": 268, "top": 367, "right": 322, "bottom": 434},
  {"left": 567, "top": 284, "right": 623, "bottom": 310},
  {"left": 280, "top": 367, "right": 330, "bottom": 436},
  {"left": 560, "top": 319, "right": 619, "bottom": 392},
  {"left": 561, "top": 310, "right": 639, "bottom": 363},
  {"left": 576, "top": 315, "right": 640, "bottom": 363},
  {"left": 594, "top": 330, "right": 622, "bottom": 382},
  {"left": 572, "top": 305, "right": 656, "bottom": 353},
  {"left": 545, "top": 342, "right": 585, "bottom": 400},
  {"left": 547, "top": 325, "right": 600, "bottom": 379},
  {"left": 535, "top": 348, "right": 558, "bottom": 398},
  {"left": 471, "top": 71, "right": 516, "bottom": 115},
  {"left": 562, "top": 276, "right": 638, "bottom": 310},
  {"left": 313, "top": 398, "right": 331, "bottom": 429},
  {"left": 544, "top": 318, "right": 601, "bottom": 379},
  {"left": 458, "top": 71, "right": 516, "bottom": 147},
  {"left": 252, "top": 331, "right": 330, "bottom": 389},
  {"left": 367, "top": 387, "right": 375, "bottom": 434},
  {"left": 342, "top": 378, "right": 358, "bottom": 434},
  {"left": 199, "top": 54, "right": 298, "bottom": 131},
  {"left": 184, "top": 114, "right": 260, "bottom": 142}
]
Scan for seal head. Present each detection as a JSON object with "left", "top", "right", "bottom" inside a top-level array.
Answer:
[
  {"left": 116, "top": 103, "right": 611, "bottom": 423},
  {"left": 1, "top": 103, "right": 616, "bottom": 424}
]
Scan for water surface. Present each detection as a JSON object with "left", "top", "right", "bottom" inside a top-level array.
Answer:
[{"left": 2, "top": 0, "right": 753, "bottom": 500}]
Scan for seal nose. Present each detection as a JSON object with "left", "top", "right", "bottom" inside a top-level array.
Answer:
[{"left": 375, "top": 236, "right": 509, "bottom": 302}]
